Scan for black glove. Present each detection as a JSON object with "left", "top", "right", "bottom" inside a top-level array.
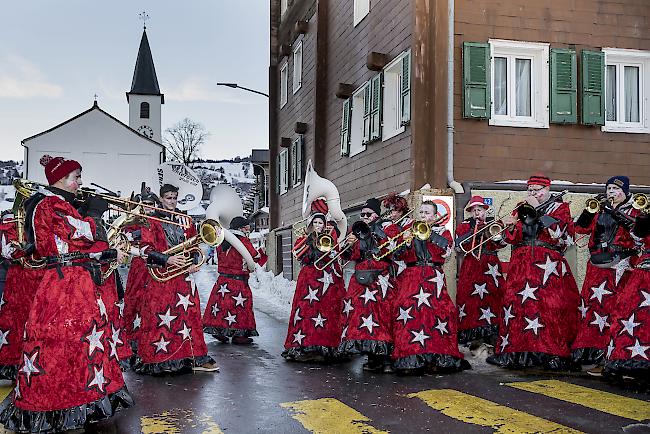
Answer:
[
  {"left": 147, "top": 251, "right": 169, "bottom": 267},
  {"left": 99, "top": 249, "right": 117, "bottom": 261},
  {"left": 575, "top": 209, "right": 595, "bottom": 228},
  {"left": 633, "top": 213, "right": 650, "bottom": 238},
  {"left": 79, "top": 196, "right": 109, "bottom": 218}
]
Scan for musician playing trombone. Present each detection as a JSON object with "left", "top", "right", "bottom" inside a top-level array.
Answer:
[
  {"left": 571, "top": 176, "right": 639, "bottom": 371},
  {"left": 454, "top": 195, "right": 506, "bottom": 348},
  {"left": 487, "top": 174, "right": 580, "bottom": 371},
  {"left": 390, "top": 201, "right": 470, "bottom": 374},
  {"left": 282, "top": 199, "right": 346, "bottom": 362}
]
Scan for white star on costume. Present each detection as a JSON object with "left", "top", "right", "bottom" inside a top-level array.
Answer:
[
  {"left": 293, "top": 308, "right": 303, "bottom": 325},
  {"left": 176, "top": 293, "right": 195, "bottom": 312},
  {"left": 317, "top": 271, "right": 334, "bottom": 294},
  {"left": 84, "top": 324, "right": 105, "bottom": 356},
  {"left": 360, "top": 314, "right": 379, "bottom": 334},
  {"left": 458, "top": 304, "right": 467, "bottom": 321},
  {"left": 626, "top": 339, "right": 649, "bottom": 359},
  {"left": 590, "top": 312, "right": 610, "bottom": 333},
  {"left": 292, "top": 330, "right": 306, "bottom": 345},
  {"left": 342, "top": 299, "right": 354, "bottom": 317},
  {"left": 0, "top": 234, "right": 15, "bottom": 260},
  {"left": 132, "top": 313, "right": 141, "bottom": 330},
  {"left": 410, "top": 328, "right": 430, "bottom": 347},
  {"left": 178, "top": 322, "right": 192, "bottom": 340},
  {"left": 233, "top": 292, "right": 248, "bottom": 307},
  {"left": 211, "top": 304, "right": 220, "bottom": 317},
  {"left": 360, "top": 288, "right": 378, "bottom": 305},
  {"left": 413, "top": 287, "right": 433, "bottom": 308},
  {"left": 524, "top": 316, "right": 545, "bottom": 336},
  {"left": 607, "top": 339, "right": 615, "bottom": 358},
  {"left": 619, "top": 313, "right": 640, "bottom": 337},
  {"left": 13, "top": 382, "right": 20, "bottom": 400},
  {"left": 590, "top": 281, "right": 612, "bottom": 304},
  {"left": 377, "top": 274, "right": 393, "bottom": 298},
  {"left": 116, "top": 300, "right": 125, "bottom": 318},
  {"left": 471, "top": 283, "right": 489, "bottom": 300},
  {"left": 479, "top": 307, "right": 496, "bottom": 325},
  {"left": 500, "top": 334, "right": 510, "bottom": 351},
  {"left": 640, "top": 290, "right": 650, "bottom": 308},
  {"left": 503, "top": 305, "right": 515, "bottom": 327},
  {"left": 304, "top": 287, "right": 320, "bottom": 304},
  {"left": 66, "top": 215, "right": 94, "bottom": 240},
  {"left": 395, "top": 260, "right": 407, "bottom": 276},
  {"left": 561, "top": 261, "right": 568, "bottom": 277},
  {"left": 578, "top": 299, "right": 589, "bottom": 319},
  {"left": 0, "top": 329, "right": 9, "bottom": 351},
  {"left": 157, "top": 308, "right": 178, "bottom": 330},
  {"left": 152, "top": 335, "right": 170, "bottom": 353},
  {"left": 396, "top": 307, "right": 414, "bottom": 325},
  {"left": 434, "top": 318, "right": 449, "bottom": 335},
  {"left": 484, "top": 263, "right": 502, "bottom": 288},
  {"left": 427, "top": 270, "right": 446, "bottom": 298},
  {"left": 87, "top": 365, "right": 107, "bottom": 393},
  {"left": 0, "top": 293, "right": 5, "bottom": 312},
  {"left": 547, "top": 225, "right": 563, "bottom": 240},
  {"left": 535, "top": 256, "right": 559, "bottom": 286},
  {"left": 614, "top": 257, "right": 631, "bottom": 286},
  {"left": 20, "top": 350, "right": 42, "bottom": 385},
  {"left": 517, "top": 282, "right": 539, "bottom": 305},
  {"left": 109, "top": 326, "right": 122, "bottom": 359},
  {"left": 341, "top": 326, "right": 348, "bottom": 340},
  {"left": 311, "top": 313, "right": 327, "bottom": 328},
  {"left": 217, "top": 284, "right": 231, "bottom": 298},
  {"left": 96, "top": 297, "right": 108, "bottom": 321},
  {"left": 224, "top": 311, "right": 237, "bottom": 325}
]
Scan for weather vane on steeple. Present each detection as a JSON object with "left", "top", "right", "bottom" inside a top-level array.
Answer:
[{"left": 139, "top": 11, "right": 150, "bottom": 30}]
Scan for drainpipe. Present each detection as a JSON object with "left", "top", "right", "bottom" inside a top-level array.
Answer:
[{"left": 447, "top": 0, "right": 463, "bottom": 195}]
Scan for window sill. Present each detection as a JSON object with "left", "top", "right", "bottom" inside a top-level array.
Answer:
[
  {"left": 292, "top": 84, "right": 302, "bottom": 95},
  {"left": 353, "top": 12, "right": 369, "bottom": 27},
  {"left": 280, "top": 101, "right": 287, "bottom": 109},
  {"left": 382, "top": 126, "right": 405, "bottom": 141},
  {"left": 292, "top": 181, "right": 302, "bottom": 189},
  {"left": 489, "top": 117, "right": 549, "bottom": 129},
  {"left": 349, "top": 145, "right": 367, "bottom": 158},
  {"left": 602, "top": 124, "right": 650, "bottom": 134}
]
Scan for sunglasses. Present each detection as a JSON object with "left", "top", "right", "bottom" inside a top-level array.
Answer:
[{"left": 360, "top": 212, "right": 374, "bottom": 217}]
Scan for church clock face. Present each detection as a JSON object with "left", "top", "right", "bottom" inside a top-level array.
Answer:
[{"left": 137, "top": 125, "right": 154, "bottom": 138}]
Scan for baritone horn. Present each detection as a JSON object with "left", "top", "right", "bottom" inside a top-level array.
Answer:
[{"left": 633, "top": 193, "right": 650, "bottom": 213}]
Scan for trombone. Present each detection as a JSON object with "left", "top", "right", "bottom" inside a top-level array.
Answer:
[
  {"left": 458, "top": 221, "right": 505, "bottom": 260},
  {"left": 314, "top": 220, "right": 370, "bottom": 271},
  {"left": 373, "top": 220, "right": 431, "bottom": 261}
]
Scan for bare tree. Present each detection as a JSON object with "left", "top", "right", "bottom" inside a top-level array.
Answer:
[{"left": 163, "top": 118, "right": 210, "bottom": 165}]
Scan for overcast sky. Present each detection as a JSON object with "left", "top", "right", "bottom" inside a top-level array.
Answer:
[{"left": 0, "top": 1, "right": 269, "bottom": 161}]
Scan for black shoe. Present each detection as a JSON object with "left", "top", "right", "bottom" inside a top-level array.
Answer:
[
  {"left": 232, "top": 336, "right": 254, "bottom": 345},
  {"left": 215, "top": 335, "right": 229, "bottom": 344}
]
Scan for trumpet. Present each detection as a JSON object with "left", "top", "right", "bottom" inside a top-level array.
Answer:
[
  {"left": 291, "top": 231, "right": 335, "bottom": 260},
  {"left": 633, "top": 193, "right": 650, "bottom": 213},
  {"left": 373, "top": 220, "right": 431, "bottom": 261},
  {"left": 149, "top": 219, "right": 225, "bottom": 282},
  {"left": 314, "top": 220, "right": 370, "bottom": 271},
  {"left": 585, "top": 194, "right": 609, "bottom": 213}
]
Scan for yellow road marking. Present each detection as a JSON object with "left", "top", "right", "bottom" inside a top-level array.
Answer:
[
  {"left": 281, "top": 397, "right": 388, "bottom": 434},
  {"left": 408, "top": 389, "right": 583, "bottom": 434},
  {"left": 141, "top": 409, "right": 225, "bottom": 434},
  {"left": 506, "top": 380, "right": 650, "bottom": 422},
  {"left": 199, "top": 413, "right": 225, "bottom": 434},
  {"left": 0, "top": 386, "right": 11, "bottom": 402}
]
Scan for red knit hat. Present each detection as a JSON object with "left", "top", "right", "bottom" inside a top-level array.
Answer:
[
  {"left": 464, "top": 195, "right": 489, "bottom": 212},
  {"left": 527, "top": 173, "right": 551, "bottom": 187},
  {"left": 311, "top": 198, "right": 329, "bottom": 215},
  {"left": 40, "top": 155, "right": 82, "bottom": 185}
]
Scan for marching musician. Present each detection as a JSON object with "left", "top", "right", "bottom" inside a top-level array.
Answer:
[
  {"left": 0, "top": 156, "right": 133, "bottom": 433},
  {"left": 454, "top": 196, "right": 506, "bottom": 348},
  {"left": 338, "top": 198, "right": 399, "bottom": 373},
  {"left": 203, "top": 216, "right": 267, "bottom": 345},
  {"left": 572, "top": 176, "right": 638, "bottom": 370},
  {"left": 487, "top": 174, "right": 579, "bottom": 371},
  {"left": 132, "top": 183, "right": 218, "bottom": 374},
  {"left": 391, "top": 201, "right": 469, "bottom": 374},
  {"left": 603, "top": 211, "right": 650, "bottom": 386},
  {"left": 382, "top": 192, "right": 412, "bottom": 279},
  {"left": 282, "top": 199, "right": 346, "bottom": 363}
]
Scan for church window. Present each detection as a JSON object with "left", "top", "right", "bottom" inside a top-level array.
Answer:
[{"left": 140, "top": 102, "right": 150, "bottom": 119}]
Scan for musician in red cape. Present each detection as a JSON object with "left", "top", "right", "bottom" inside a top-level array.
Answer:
[
  {"left": 0, "top": 156, "right": 133, "bottom": 433},
  {"left": 133, "top": 183, "right": 218, "bottom": 374},
  {"left": 339, "top": 198, "right": 400, "bottom": 373},
  {"left": 454, "top": 196, "right": 506, "bottom": 346},
  {"left": 487, "top": 174, "right": 579, "bottom": 370},
  {"left": 383, "top": 193, "right": 412, "bottom": 280},
  {"left": 282, "top": 199, "right": 346, "bottom": 362},
  {"left": 572, "top": 176, "right": 638, "bottom": 367},
  {"left": 203, "top": 216, "right": 267, "bottom": 344},
  {"left": 391, "top": 201, "right": 469, "bottom": 373},
  {"left": 603, "top": 212, "right": 650, "bottom": 386}
]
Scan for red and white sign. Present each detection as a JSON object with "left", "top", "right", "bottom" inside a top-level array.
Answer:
[{"left": 421, "top": 195, "right": 455, "bottom": 234}]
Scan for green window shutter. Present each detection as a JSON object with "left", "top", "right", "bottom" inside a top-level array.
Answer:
[
  {"left": 362, "top": 82, "right": 371, "bottom": 144},
  {"left": 550, "top": 48, "right": 577, "bottom": 124},
  {"left": 340, "top": 99, "right": 351, "bottom": 156},
  {"left": 462, "top": 42, "right": 490, "bottom": 119},
  {"left": 290, "top": 140, "right": 297, "bottom": 186},
  {"left": 275, "top": 154, "right": 281, "bottom": 194},
  {"left": 282, "top": 151, "right": 289, "bottom": 191},
  {"left": 581, "top": 50, "right": 605, "bottom": 125},
  {"left": 401, "top": 50, "right": 411, "bottom": 125},
  {"left": 295, "top": 137, "right": 303, "bottom": 184},
  {"left": 370, "top": 73, "right": 383, "bottom": 141}
]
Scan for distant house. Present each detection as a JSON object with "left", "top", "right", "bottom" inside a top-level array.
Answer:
[{"left": 250, "top": 206, "right": 270, "bottom": 232}]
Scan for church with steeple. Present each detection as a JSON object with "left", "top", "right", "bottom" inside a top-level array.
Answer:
[{"left": 21, "top": 28, "right": 166, "bottom": 196}]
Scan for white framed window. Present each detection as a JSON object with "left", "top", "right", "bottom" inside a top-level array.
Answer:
[
  {"left": 292, "top": 40, "right": 303, "bottom": 94},
  {"left": 349, "top": 83, "right": 369, "bottom": 157},
  {"left": 291, "top": 136, "right": 303, "bottom": 188},
  {"left": 603, "top": 48, "right": 650, "bottom": 134},
  {"left": 382, "top": 51, "right": 409, "bottom": 141},
  {"left": 279, "top": 149, "right": 288, "bottom": 194},
  {"left": 353, "top": 0, "right": 370, "bottom": 27},
  {"left": 281, "top": 0, "right": 288, "bottom": 17},
  {"left": 280, "top": 60, "right": 288, "bottom": 108},
  {"left": 489, "top": 39, "right": 549, "bottom": 129}
]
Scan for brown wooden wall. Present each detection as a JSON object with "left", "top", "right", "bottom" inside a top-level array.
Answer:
[
  {"left": 454, "top": 0, "right": 650, "bottom": 184},
  {"left": 323, "top": 0, "right": 413, "bottom": 209}
]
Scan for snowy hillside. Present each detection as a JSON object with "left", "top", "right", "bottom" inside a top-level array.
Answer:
[{"left": 192, "top": 161, "right": 256, "bottom": 186}]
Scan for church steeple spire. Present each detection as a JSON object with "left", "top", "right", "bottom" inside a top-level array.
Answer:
[{"left": 127, "top": 29, "right": 163, "bottom": 101}]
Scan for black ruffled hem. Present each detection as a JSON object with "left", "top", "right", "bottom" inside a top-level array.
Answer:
[
  {"left": 338, "top": 340, "right": 392, "bottom": 356},
  {"left": 203, "top": 327, "right": 259, "bottom": 338},
  {"left": 603, "top": 360, "right": 650, "bottom": 388},
  {"left": 281, "top": 345, "right": 344, "bottom": 362},
  {"left": 457, "top": 326, "right": 498, "bottom": 345},
  {"left": 0, "top": 386, "right": 134, "bottom": 433},
  {"left": 486, "top": 352, "right": 580, "bottom": 371},
  {"left": 0, "top": 364, "right": 17, "bottom": 381},
  {"left": 118, "top": 358, "right": 134, "bottom": 372},
  {"left": 571, "top": 347, "right": 605, "bottom": 365},
  {"left": 133, "top": 355, "right": 215, "bottom": 376},
  {"left": 393, "top": 353, "right": 471, "bottom": 373}
]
